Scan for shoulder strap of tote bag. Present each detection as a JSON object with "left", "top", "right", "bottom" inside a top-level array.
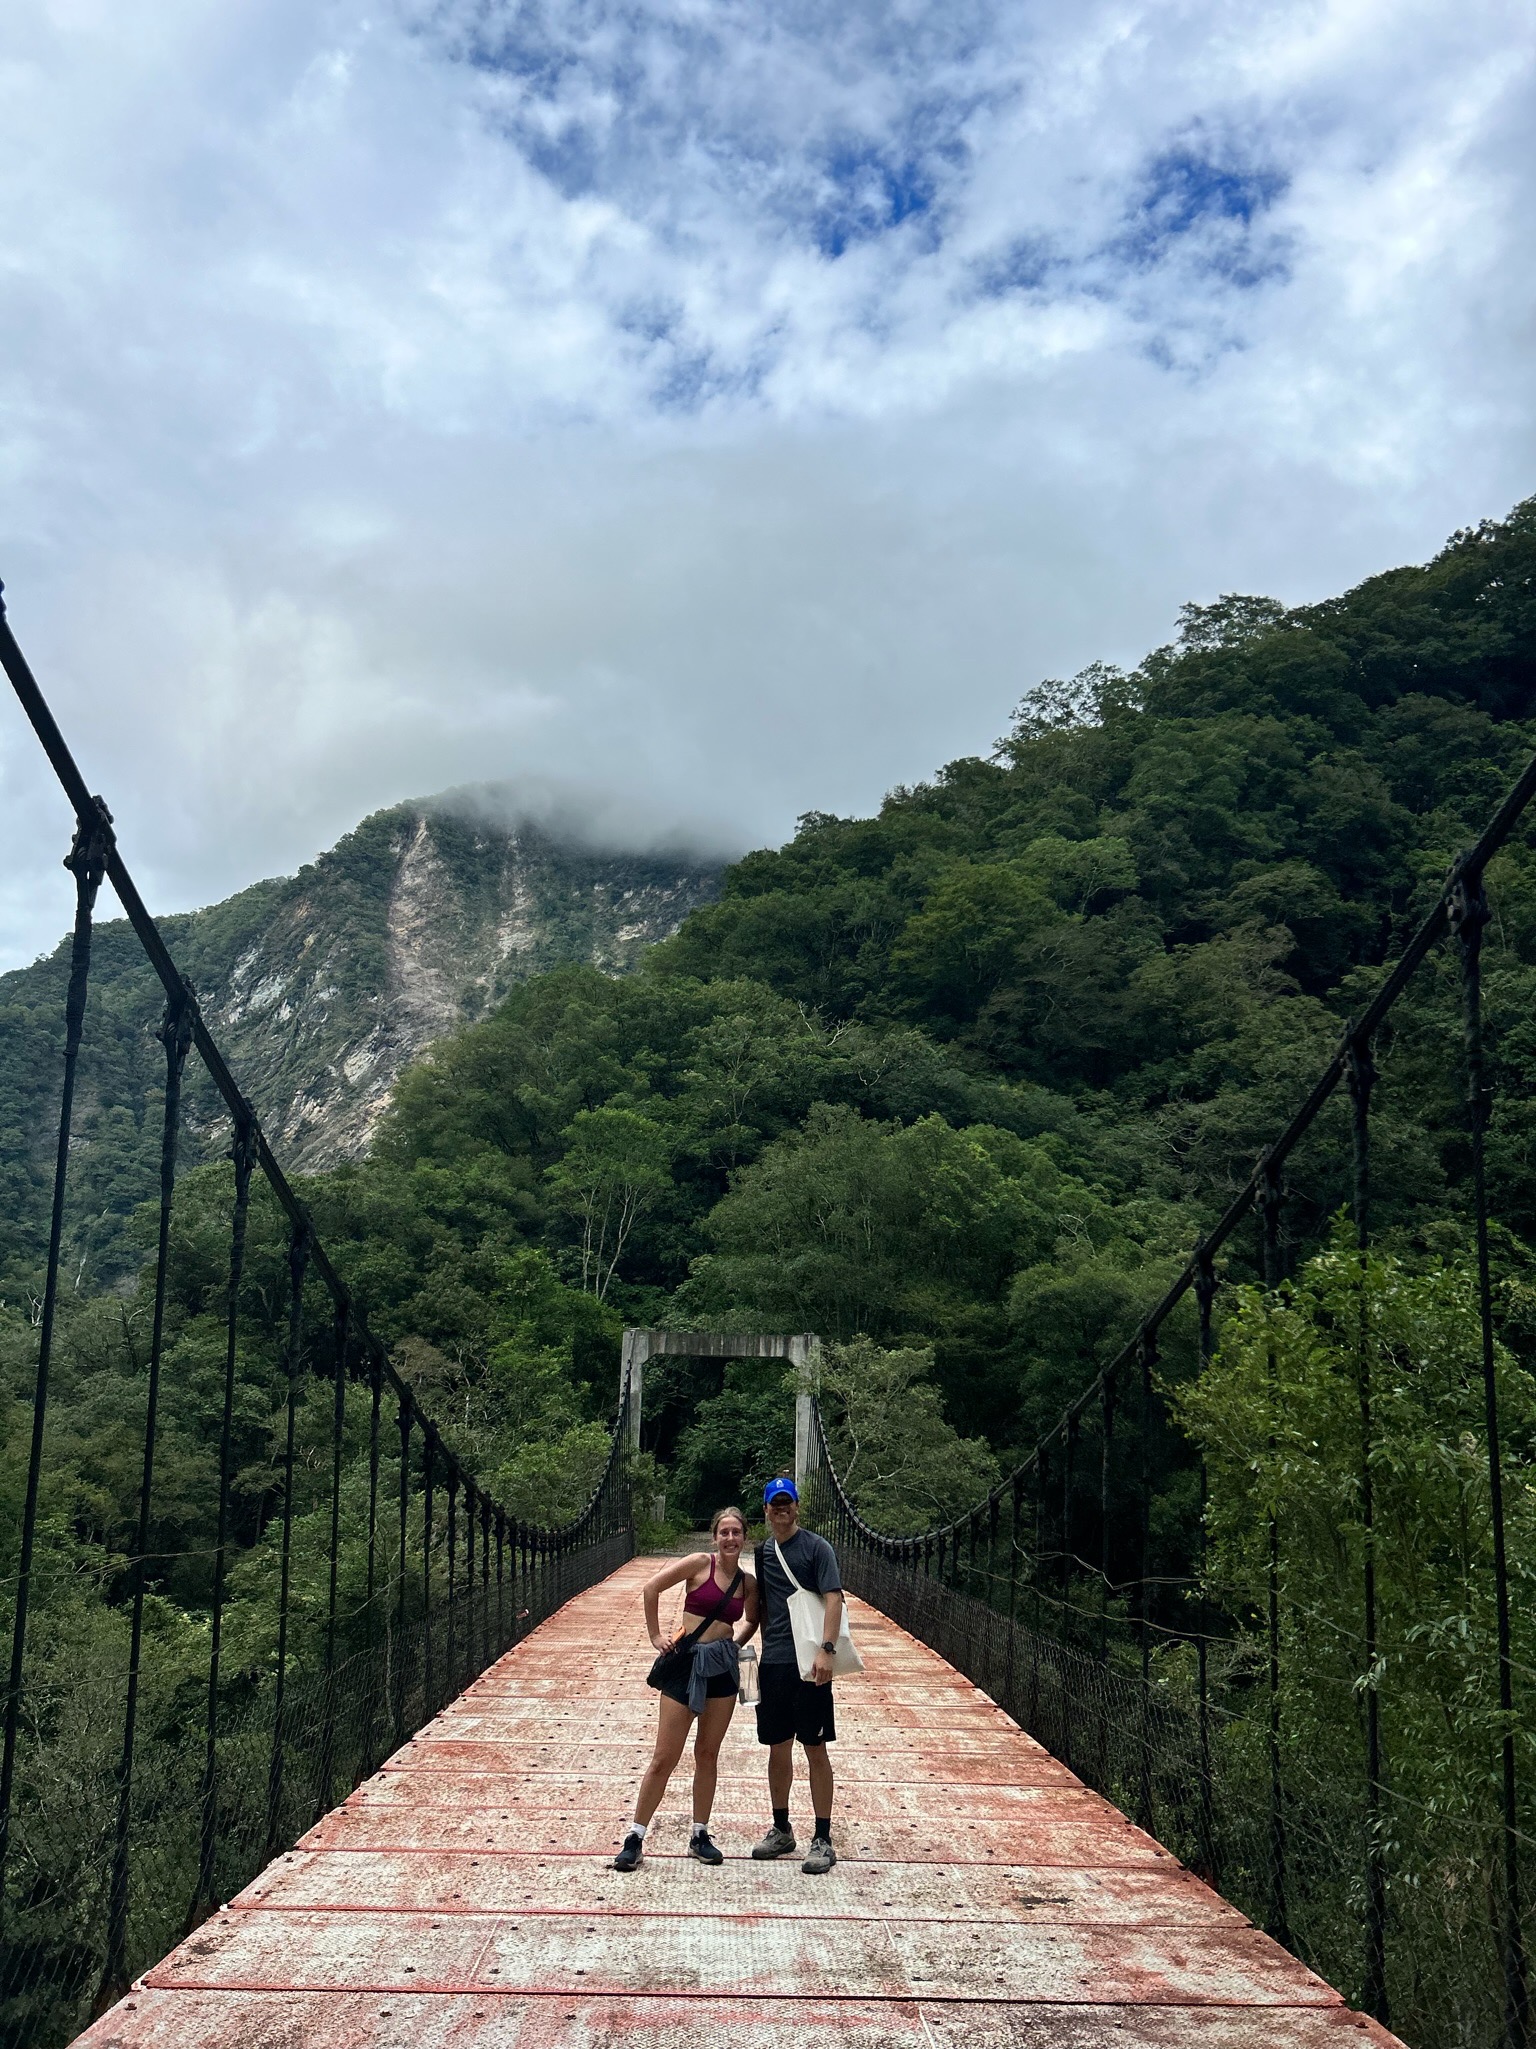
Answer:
[{"left": 769, "top": 1536, "right": 807, "bottom": 1596}]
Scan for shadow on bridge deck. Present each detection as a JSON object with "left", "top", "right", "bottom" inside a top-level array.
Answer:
[{"left": 80, "top": 1557, "right": 1403, "bottom": 2048}]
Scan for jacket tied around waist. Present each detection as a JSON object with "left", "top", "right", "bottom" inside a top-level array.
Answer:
[{"left": 687, "top": 1636, "right": 741, "bottom": 1714}]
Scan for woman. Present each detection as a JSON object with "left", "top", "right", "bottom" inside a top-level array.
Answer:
[{"left": 613, "top": 1506, "right": 759, "bottom": 1870}]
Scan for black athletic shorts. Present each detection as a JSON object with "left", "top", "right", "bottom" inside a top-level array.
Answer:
[
  {"left": 755, "top": 1660, "right": 836, "bottom": 1748},
  {"left": 656, "top": 1651, "right": 738, "bottom": 1710}
]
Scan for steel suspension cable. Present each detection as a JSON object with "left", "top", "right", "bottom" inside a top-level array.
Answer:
[
  {"left": 0, "top": 800, "right": 111, "bottom": 1914},
  {"left": 267, "top": 1223, "right": 310, "bottom": 1856},
  {"left": 1345, "top": 1029, "right": 1388, "bottom": 2027},
  {"left": 101, "top": 979, "right": 194, "bottom": 2001},
  {"left": 422, "top": 1433, "right": 436, "bottom": 1713},
  {"left": 364, "top": 1346, "right": 383, "bottom": 1776},
  {"left": 447, "top": 1469, "right": 459, "bottom": 1701},
  {"left": 1192, "top": 1250, "right": 1218, "bottom": 1885},
  {"left": 191, "top": 1109, "right": 257, "bottom": 1926},
  {"left": 480, "top": 1497, "right": 492, "bottom": 1675},
  {"left": 318, "top": 1300, "right": 350, "bottom": 1817},
  {"left": 396, "top": 1395, "right": 412, "bottom": 1742}
]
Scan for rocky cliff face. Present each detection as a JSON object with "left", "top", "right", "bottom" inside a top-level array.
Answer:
[
  {"left": 0, "top": 799, "right": 723, "bottom": 1285},
  {"left": 194, "top": 803, "right": 723, "bottom": 1168}
]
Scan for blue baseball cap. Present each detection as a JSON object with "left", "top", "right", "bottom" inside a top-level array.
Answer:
[{"left": 763, "top": 1476, "right": 799, "bottom": 1505}]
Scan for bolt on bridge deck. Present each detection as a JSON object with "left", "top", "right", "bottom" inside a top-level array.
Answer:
[{"left": 81, "top": 1557, "right": 1403, "bottom": 2049}]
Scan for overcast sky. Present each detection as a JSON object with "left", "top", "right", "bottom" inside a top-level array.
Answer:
[{"left": 1, "top": 0, "right": 1532, "bottom": 970}]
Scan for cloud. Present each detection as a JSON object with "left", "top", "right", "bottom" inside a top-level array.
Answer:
[
  {"left": 0, "top": 0, "right": 1532, "bottom": 967},
  {"left": 424, "top": 774, "right": 742, "bottom": 862}
]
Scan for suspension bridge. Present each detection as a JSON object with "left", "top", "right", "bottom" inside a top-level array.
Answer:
[{"left": 1, "top": 579, "right": 1532, "bottom": 2049}]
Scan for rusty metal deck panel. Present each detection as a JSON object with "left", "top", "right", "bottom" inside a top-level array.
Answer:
[
  {"left": 241, "top": 1850, "right": 1244, "bottom": 1923},
  {"left": 298, "top": 1802, "right": 1172, "bottom": 1863},
  {"left": 80, "top": 1557, "right": 1405, "bottom": 2049}
]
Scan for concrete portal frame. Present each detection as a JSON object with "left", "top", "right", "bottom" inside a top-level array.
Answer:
[{"left": 619, "top": 1330, "right": 824, "bottom": 1492}]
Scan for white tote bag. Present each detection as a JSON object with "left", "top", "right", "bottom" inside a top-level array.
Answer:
[{"left": 771, "top": 1539, "right": 863, "bottom": 1680}]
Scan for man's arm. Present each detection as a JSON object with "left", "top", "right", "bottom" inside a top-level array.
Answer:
[{"left": 735, "top": 1574, "right": 762, "bottom": 1646}]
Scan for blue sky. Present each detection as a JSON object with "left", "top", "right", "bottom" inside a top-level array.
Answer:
[{"left": 0, "top": 0, "right": 1532, "bottom": 965}]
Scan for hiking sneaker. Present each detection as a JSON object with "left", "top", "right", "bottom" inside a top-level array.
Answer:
[
  {"left": 750, "top": 1824, "right": 798, "bottom": 1860},
  {"left": 612, "top": 1830, "right": 644, "bottom": 1872},
  {"left": 801, "top": 1836, "right": 837, "bottom": 1875},
  {"left": 688, "top": 1829, "right": 724, "bottom": 1866}
]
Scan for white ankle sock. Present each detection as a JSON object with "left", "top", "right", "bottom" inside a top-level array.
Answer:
[
  {"left": 690, "top": 1822, "right": 708, "bottom": 1840},
  {"left": 627, "top": 1820, "right": 648, "bottom": 1840}
]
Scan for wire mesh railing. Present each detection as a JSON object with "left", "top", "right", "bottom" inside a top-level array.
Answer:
[
  {"left": 802, "top": 737, "right": 1536, "bottom": 2049},
  {"left": 0, "top": 586, "right": 635, "bottom": 2049}
]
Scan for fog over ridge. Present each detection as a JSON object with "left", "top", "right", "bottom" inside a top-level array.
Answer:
[{"left": 420, "top": 776, "right": 749, "bottom": 865}]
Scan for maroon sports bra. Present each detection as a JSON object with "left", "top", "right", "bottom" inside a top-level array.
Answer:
[{"left": 682, "top": 1555, "right": 745, "bottom": 1623}]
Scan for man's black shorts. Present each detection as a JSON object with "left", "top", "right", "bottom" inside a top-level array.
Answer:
[{"left": 755, "top": 1660, "right": 836, "bottom": 1747}]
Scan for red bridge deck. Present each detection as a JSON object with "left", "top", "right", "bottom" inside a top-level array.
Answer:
[{"left": 82, "top": 1557, "right": 1401, "bottom": 2048}]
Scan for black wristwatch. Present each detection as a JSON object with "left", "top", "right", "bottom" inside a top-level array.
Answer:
[{"left": 821, "top": 1639, "right": 835, "bottom": 1654}]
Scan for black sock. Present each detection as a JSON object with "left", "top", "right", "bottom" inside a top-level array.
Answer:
[
  {"left": 813, "top": 1815, "right": 832, "bottom": 1842},
  {"left": 773, "top": 1807, "right": 790, "bottom": 1832}
]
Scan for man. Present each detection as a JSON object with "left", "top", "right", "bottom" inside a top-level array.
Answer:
[{"left": 742, "top": 1476, "right": 843, "bottom": 1875}]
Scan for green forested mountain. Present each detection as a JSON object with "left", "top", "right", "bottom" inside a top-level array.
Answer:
[{"left": 0, "top": 802, "right": 721, "bottom": 1292}]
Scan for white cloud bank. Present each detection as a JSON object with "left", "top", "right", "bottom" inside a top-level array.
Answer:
[{"left": 0, "top": 0, "right": 1532, "bottom": 965}]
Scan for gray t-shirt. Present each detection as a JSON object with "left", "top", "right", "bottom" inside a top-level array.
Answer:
[{"left": 756, "top": 1529, "right": 843, "bottom": 1667}]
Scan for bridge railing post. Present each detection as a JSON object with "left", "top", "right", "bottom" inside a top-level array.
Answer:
[
  {"left": 793, "top": 1339, "right": 822, "bottom": 1494},
  {"left": 1452, "top": 867, "right": 1529, "bottom": 2049},
  {"left": 620, "top": 1332, "right": 647, "bottom": 1454}
]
